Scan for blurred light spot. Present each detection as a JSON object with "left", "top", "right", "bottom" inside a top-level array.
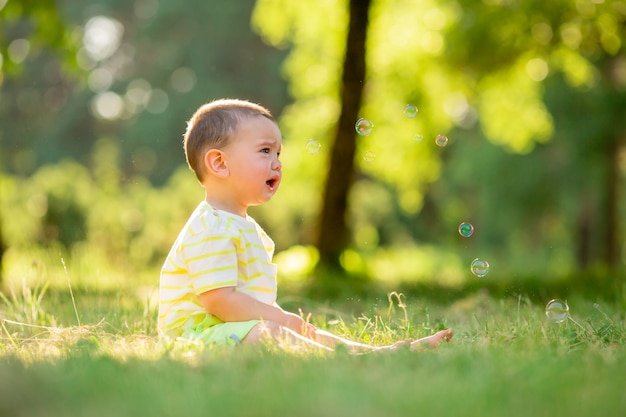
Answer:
[
  {"left": 83, "top": 16, "right": 124, "bottom": 61},
  {"left": 526, "top": 58, "right": 549, "bottom": 81},
  {"left": 601, "top": 33, "right": 621, "bottom": 55},
  {"left": 91, "top": 91, "right": 124, "bottom": 120},
  {"left": 170, "top": 67, "right": 196, "bottom": 93},
  {"left": 354, "top": 224, "right": 379, "bottom": 251},
  {"left": 0, "top": 0, "right": 7, "bottom": 11},
  {"left": 8, "top": 39, "right": 30, "bottom": 64},
  {"left": 556, "top": 49, "right": 597, "bottom": 87},
  {"left": 576, "top": 0, "right": 596, "bottom": 17},
  {"left": 27, "top": 194, "right": 48, "bottom": 218},
  {"left": 134, "top": 0, "right": 159, "bottom": 20},
  {"left": 560, "top": 23, "right": 582, "bottom": 50},
  {"left": 0, "top": 51, "right": 4, "bottom": 71},
  {"left": 88, "top": 67, "right": 114, "bottom": 92},
  {"left": 126, "top": 78, "right": 152, "bottom": 106},
  {"left": 423, "top": 8, "right": 446, "bottom": 31},
  {"left": 339, "top": 249, "right": 365, "bottom": 275},
  {"left": 442, "top": 92, "right": 469, "bottom": 120},
  {"left": 421, "top": 31, "right": 443, "bottom": 55},
  {"left": 531, "top": 22, "right": 553, "bottom": 45},
  {"left": 274, "top": 245, "right": 319, "bottom": 280},
  {"left": 125, "top": 79, "right": 152, "bottom": 115},
  {"left": 457, "top": 106, "right": 478, "bottom": 129},
  {"left": 146, "top": 88, "right": 168, "bottom": 113},
  {"left": 387, "top": 23, "right": 414, "bottom": 48}
]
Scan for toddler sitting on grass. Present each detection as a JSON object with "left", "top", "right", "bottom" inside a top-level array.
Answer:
[{"left": 158, "top": 98, "right": 453, "bottom": 352}]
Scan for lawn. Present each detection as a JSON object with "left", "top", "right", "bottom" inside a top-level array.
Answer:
[{"left": 1, "top": 280, "right": 625, "bottom": 417}]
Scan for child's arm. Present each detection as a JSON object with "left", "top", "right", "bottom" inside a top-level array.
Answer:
[{"left": 199, "top": 287, "right": 315, "bottom": 337}]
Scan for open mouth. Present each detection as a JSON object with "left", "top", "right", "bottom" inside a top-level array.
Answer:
[{"left": 266, "top": 178, "right": 278, "bottom": 190}]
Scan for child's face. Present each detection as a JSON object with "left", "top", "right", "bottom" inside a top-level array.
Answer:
[{"left": 221, "top": 116, "right": 283, "bottom": 212}]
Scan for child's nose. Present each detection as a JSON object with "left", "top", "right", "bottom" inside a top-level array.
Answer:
[{"left": 273, "top": 158, "right": 282, "bottom": 171}]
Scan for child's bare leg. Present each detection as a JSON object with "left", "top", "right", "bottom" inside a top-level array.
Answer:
[
  {"left": 242, "top": 322, "right": 453, "bottom": 353},
  {"left": 410, "top": 329, "right": 453, "bottom": 349},
  {"left": 312, "top": 329, "right": 381, "bottom": 353},
  {"left": 242, "top": 321, "right": 332, "bottom": 351},
  {"left": 314, "top": 328, "right": 453, "bottom": 353}
]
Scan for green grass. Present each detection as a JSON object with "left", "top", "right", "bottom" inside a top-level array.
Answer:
[{"left": 1, "top": 279, "right": 625, "bottom": 417}]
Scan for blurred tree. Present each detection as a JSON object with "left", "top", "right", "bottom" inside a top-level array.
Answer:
[
  {"left": 441, "top": 0, "right": 626, "bottom": 273},
  {"left": 0, "top": 0, "right": 80, "bottom": 285},
  {"left": 0, "top": 0, "right": 289, "bottom": 183},
  {"left": 253, "top": 0, "right": 625, "bottom": 286},
  {"left": 0, "top": 0, "right": 291, "bottom": 285}
]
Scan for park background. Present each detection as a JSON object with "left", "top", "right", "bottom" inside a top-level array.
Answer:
[
  {"left": 1, "top": 0, "right": 624, "bottom": 296},
  {"left": 1, "top": 1, "right": 626, "bottom": 416}
]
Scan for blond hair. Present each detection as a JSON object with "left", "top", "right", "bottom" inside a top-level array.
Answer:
[{"left": 183, "top": 98, "right": 274, "bottom": 181}]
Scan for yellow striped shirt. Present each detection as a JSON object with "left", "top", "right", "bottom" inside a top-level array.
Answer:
[{"left": 158, "top": 202, "right": 277, "bottom": 339}]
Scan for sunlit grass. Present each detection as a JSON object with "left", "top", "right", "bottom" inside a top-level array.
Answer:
[{"left": 1, "top": 258, "right": 625, "bottom": 416}]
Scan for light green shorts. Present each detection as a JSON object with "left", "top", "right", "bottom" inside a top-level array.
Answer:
[{"left": 181, "top": 316, "right": 261, "bottom": 347}]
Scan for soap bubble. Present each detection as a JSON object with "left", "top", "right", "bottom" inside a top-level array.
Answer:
[
  {"left": 404, "top": 104, "right": 418, "bottom": 118},
  {"left": 355, "top": 118, "right": 374, "bottom": 136},
  {"left": 363, "top": 151, "right": 376, "bottom": 162},
  {"left": 470, "top": 258, "right": 489, "bottom": 277},
  {"left": 305, "top": 139, "right": 321, "bottom": 154},
  {"left": 545, "top": 299, "right": 569, "bottom": 323},
  {"left": 413, "top": 133, "right": 424, "bottom": 143},
  {"left": 435, "top": 134, "right": 448, "bottom": 147},
  {"left": 458, "top": 222, "right": 474, "bottom": 237}
]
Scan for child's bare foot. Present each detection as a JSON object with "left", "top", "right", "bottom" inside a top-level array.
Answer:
[{"left": 410, "top": 329, "right": 453, "bottom": 350}]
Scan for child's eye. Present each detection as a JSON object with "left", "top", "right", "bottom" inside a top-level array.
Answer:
[{"left": 261, "top": 148, "right": 270, "bottom": 154}]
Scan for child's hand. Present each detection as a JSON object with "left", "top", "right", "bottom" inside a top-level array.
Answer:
[{"left": 283, "top": 311, "right": 316, "bottom": 338}]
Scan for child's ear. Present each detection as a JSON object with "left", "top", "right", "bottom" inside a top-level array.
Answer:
[{"left": 204, "top": 149, "right": 229, "bottom": 177}]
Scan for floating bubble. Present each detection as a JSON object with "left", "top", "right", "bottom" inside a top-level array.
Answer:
[
  {"left": 305, "top": 139, "right": 321, "bottom": 154},
  {"left": 404, "top": 104, "right": 418, "bottom": 118},
  {"left": 545, "top": 299, "right": 569, "bottom": 323},
  {"left": 435, "top": 134, "right": 448, "bottom": 147},
  {"left": 413, "top": 133, "right": 424, "bottom": 143},
  {"left": 363, "top": 151, "right": 376, "bottom": 163},
  {"left": 470, "top": 258, "right": 489, "bottom": 277},
  {"left": 458, "top": 222, "right": 474, "bottom": 237},
  {"left": 355, "top": 118, "right": 374, "bottom": 136}
]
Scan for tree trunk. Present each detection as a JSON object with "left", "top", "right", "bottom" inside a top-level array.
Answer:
[{"left": 315, "top": 0, "right": 371, "bottom": 271}]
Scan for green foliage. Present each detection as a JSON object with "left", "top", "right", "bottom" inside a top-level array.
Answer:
[
  {"left": 1, "top": 142, "right": 204, "bottom": 288},
  {"left": 251, "top": 0, "right": 626, "bottom": 281},
  {"left": 0, "top": 0, "right": 79, "bottom": 77},
  {"left": 0, "top": 0, "right": 289, "bottom": 184},
  {"left": 2, "top": 0, "right": 625, "bottom": 290}
]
